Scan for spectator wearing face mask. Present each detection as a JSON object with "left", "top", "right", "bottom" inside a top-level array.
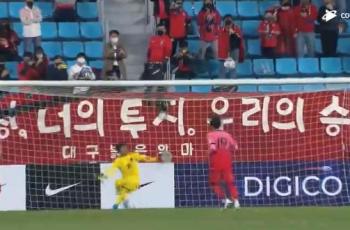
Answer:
[
  {"left": 68, "top": 53, "right": 96, "bottom": 94},
  {"left": 46, "top": 55, "right": 68, "bottom": 80},
  {"left": 168, "top": 0, "right": 191, "bottom": 55},
  {"left": 0, "top": 20, "right": 21, "bottom": 61},
  {"left": 218, "top": 15, "right": 245, "bottom": 80},
  {"left": 276, "top": 0, "right": 296, "bottom": 56},
  {"left": 103, "top": 30, "right": 128, "bottom": 80},
  {"left": 173, "top": 40, "right": 196, "bottom": 79},
  {"left": 318, "top": 0, "right": 340, "bottom": 57},
  {"left": 294, "top": 0, "right": 317, "bottom": 57},
  {"left": 18, "top": 52, "right": 40, "bottom": 80},
  {"left": 33, "top": 46, "right": 49, "bottom": 79},
  {"left": 197, "top": 0, "right": 221, "bottom": 60},
  {"left": 20, "top": 0, "right": 42, "bottom": 52},
  {"left": 258, "top": 11, "right": 281, "bottom": 58},
  {"left": 0, "top": 60, "right": 10, "bottom": 80}
]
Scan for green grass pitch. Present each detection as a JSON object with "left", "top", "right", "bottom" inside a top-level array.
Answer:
[{"left": 1, "top": 208, "right": 350, "bottom": 230}]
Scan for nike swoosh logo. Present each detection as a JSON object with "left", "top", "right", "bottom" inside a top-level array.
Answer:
[{"left": 45, "top": 182, "right": 80, "bottom": 196}]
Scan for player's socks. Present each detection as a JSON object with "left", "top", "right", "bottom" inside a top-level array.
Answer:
[
  {"left": 112, "top": 204, "right": 119, "bottom": 210},
  {"left": 223, "top": 198, "right": 233, "bottom": 209},
  {"left": 233, "top": 199, "right": 240, "bottom": 209},
  {"left": 123, "top": 199, "right": 130, "bottom": 209}
]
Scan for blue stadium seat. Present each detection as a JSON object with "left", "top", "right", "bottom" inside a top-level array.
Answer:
[
  {"left": 36, "top": 2, "right": 53, "bottom": 19},
  {"left": 175, "top": 86, "right": 191, "bottom": 93},
  {"left": 18, "top": 42, "right": 24, "bottom": 55},
  {"left": 259, "top": 1, "right": 279, "bottom": 15},
  {"left": 276, "top": 58, "right": 297, "bottom": 75},
  {"left": 5, "top": 62, "right": 18, "bottom": 80},
  {"left": 238, "top": 85, "right": 257, "bottom": 92},
  {"left": 84, "top": 41, "right": 103, "bottom": 59},
  {"left": 187, "top": 39, "right": 200, "bottom": 54},
  {"left": 191, "top": 86, "right": 212, "bottom": 93},
  {"left": 9, "top": 2, "right": 22, "bottom": 19},
  {"left": 237, "top": 1, "right": 259, "bottom": 18},
  {"left": 258, "top": 85, "right": 280, "bottom": 92},
  {"left": 242, "top": 20, "right": 259, "bottom": 37},
  {"left": 12, "top": 22, "right": 23, "bottom": 39},
  {"left": 253, "top": 59, "right": 275, "bottom": 76},
  {"left": 338, "top": 38, "right": 350, "bottom": 55},
  {"left": 90, "top": 60, "right": 104, "bottom": 69},
  {"left": 58, "top": 22, "right": 80, "bottom": 39},
  {"left": 77, "top": 2, "right": 98, "bottom": 20},
  {"left": 315, "top": 38, "right": 322, "bottom": 54},
  {"left": 62, "top": 42, "right": 84, "bottom": 59},
  {"left": 183, "top": 1, "right": 202, "bottom": 16},
  {"left": 208, "top": 59, "right": 220, "bottom": 77},
  {"left": 247, "top": 39, "right": 261, "bottom": 57},
  {"left": 0, "top": 3, "right": 8, "bottom": 19},
  {"left": 325, "top": 84, "right": 350, "bottom": 90},
  {"left": 80, "top": 22, "right": 103, "bottom": 40},
  {"left": 237, "top": 59, "right": 253, "bottom": 77},
  {"left": 42, "top": 42, "right": 62, "bottom": 58},
  {"left": 216, "top": 1, "right": 237, "bottom": 17},
  {"left": 320, "top": 57, "right": 342, "bottom": 75},
  {"left": 298, "top": 58, "right": 320, "bottom": 75},
  {"left": 343, "top": 57, "right": 350, "bottom": 74},
  {"left": 313, "top": 0, "right": 323, "bottom": 8},
  {"left": 281, "top": 85, "right": 304, "bottom": 92},
  {"left": 303, "top": 84, "right": 325, "bottom": 91},
  {"left": 41, "top": 22, "right": 58, "bottom": 40}
]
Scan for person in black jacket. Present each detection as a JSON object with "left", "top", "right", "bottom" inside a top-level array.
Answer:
[
  {"left": 317, "top": 0, "right": 340, "bottom": 57},
  {"left": 46, "top": 55, "right": 68, "bottom": 80}
]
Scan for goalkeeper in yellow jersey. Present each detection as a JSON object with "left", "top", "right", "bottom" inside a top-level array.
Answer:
[{"left": 100, "top": 143, "right": 158, "bottom": 209}]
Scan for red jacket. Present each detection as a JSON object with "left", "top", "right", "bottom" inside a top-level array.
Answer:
[
  {"left": 258, "top": 20, "right": 281, "bottom": 47},
  {"left": 34, "top": 57, "right": 49, "bottom": 79},
  {"left": 18, "top": 63, "right": 40, "bottom": 80},
  {"left": 147, "top": 35, "right": 172, "bottom": 63},
  {"left": 217, "top": 25, "right": 245, "bottom": 62},
  {"left": 197, "top": 9, "right": 221, "bottom": 42},
  {"left": 0, "top": 29, "right": 20, "bottom": 53},
  {"left": 169, "top": 9, "right": 190, "bottom": 39},
  {"left": 277, "top": 6, "right": 296, "bottom": 36},
  {"left": 293, "top": 4, "right": 317, "bottom": 33}
]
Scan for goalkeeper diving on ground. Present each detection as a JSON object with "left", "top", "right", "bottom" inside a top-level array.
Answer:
[
  {"left": 99, "top": 143, "right": 158, "bottom": 209},
  {"left": 207, "top": 116, "right": 240, "bottom": 209}
]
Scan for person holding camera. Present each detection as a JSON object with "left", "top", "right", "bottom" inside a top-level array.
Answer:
[
  {"left": 17, "top": 52, "right": 40, "bottom": 80},
  {"left": 173, "top": 40, "right": 196, "bottom": 79},
  {"left": 0, "top": 61, "right": 10, "bottom": 80},
  {"left": 197, "top": 0, "right": 221, "bottom": 60},
  {"left": 103, "top": 30, "right": 127, "bottom": 80},
  {"left": 218, "top": 15, "right": 245, "bottom": 80},
  {"left": 46, "top": 55, "right": 68, "bottom": 80}
]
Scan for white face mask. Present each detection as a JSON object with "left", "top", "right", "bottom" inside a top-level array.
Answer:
[
  {"left": 77, "top": 57, "right": 86, "bottom": 65},
  {"left": 36, "top": 54, "right": 43, "bottom": 59},
  {"left": 111, "top": 37, "right": 119, "bottom": 44}
]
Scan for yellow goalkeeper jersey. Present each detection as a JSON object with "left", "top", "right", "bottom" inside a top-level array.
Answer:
[{"left": 105, "top": 152, "right": 156, "bottom": 180}]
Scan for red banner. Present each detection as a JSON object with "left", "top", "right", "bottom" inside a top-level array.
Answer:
[{"left": 1, "top": 91, "right": 349, "bottom": 164}]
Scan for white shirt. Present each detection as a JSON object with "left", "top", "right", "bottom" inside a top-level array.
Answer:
[
  {"left": 20, "top": 6, "right": 42, "bottom": 38},
  {"left": 68, "top": 63, "right": 96, "bottom": 94}
]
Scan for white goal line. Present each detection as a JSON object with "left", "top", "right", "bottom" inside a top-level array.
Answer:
[{"left": 1, "top": 78, "right": 350, "bottom": 87}]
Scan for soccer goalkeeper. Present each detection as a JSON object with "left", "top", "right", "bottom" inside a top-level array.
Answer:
[
  {"left": 100, "top": 143, "right": 158, "bottom": 209},
  {"left": 207, "top": 116, "right": 240, "bottom": 209}
]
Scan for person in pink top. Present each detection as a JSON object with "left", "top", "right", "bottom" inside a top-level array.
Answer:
[{"left": 207, "top": 116, "right": 240, "bottom": 209}]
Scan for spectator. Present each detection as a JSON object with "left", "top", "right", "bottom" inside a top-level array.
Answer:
[
  {"left": 17, "top": 52, "right": 40, "bottom": 80},
  {"left": 258, "top": 11, "right": 281, "bottom": 58},
  {"left": 34, "top": 47, "right": 49, "bottom": 79},
  {"left": 0, "top": 20, "right": 20, "bottom": 61},
  {"left": 53, "top": 0, "right": 77, "bottom": 22},
  {"left": 103, "top": 30, "right": 127, "bottom": 80},
  {"left": 68, "top": 53, "right": 96, "bottom": 94},
  {"left": 197, "top": 0, "right": 221, "bottom": 60},
  {"left": 276, "top": 0, "right": 296, "bottom": 56},
  {"left": 318, "top": 0, "right": 340, "bottom": 57},
  {"left": 20, "top": 0, "right": 42, "bottom": 52},
  {"left": 168, "top": 0, "right": 191, "bottom": 55},
  {"left": 173, "top": 40, "right": 196, "bottom": 79},
  {"left": 0, "top": 61, "right": 10, "bottom": 80},
  {"left": 294, "top": 0, "right": 318, "bottom": 57},
  {"left": 217, "top": 15, "right": 245, "bottom": 79},
  {"left": 150, "top": 0, "right": 171, "bottom": 26},
  {"left": 46, "top": 55, "right": 68, "bottom": 80}
]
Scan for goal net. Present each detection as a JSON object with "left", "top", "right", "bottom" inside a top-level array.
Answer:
[{"left": 1, "top": 80, "right": 350, "bottom": 211}]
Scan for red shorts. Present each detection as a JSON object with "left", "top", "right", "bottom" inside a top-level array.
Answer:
[{"left": 209, "top": 150, "right": 233, "bottom": 184}]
